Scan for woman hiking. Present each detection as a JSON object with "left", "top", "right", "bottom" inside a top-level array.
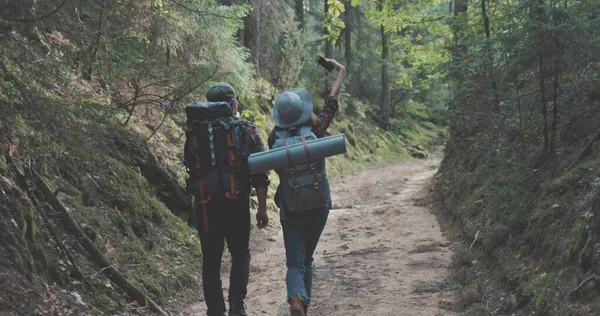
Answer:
[{"left": 268, "top": 58, "right": 345, "bottom": 316}]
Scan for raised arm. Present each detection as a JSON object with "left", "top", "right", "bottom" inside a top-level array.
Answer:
[{"left": 326, "top": 59, "right": 345, "bottom": 99}]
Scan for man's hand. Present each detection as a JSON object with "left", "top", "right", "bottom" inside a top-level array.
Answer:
[
  {"left": 256, "top": 206, "right": 269, "bottom": 229},
  {"left": 255, "top": 186, "right": 269, "bottom": 229}
]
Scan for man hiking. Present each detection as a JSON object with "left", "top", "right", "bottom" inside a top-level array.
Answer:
[{"left": 183, "top": 82, "right": 270, "bottom": 316}]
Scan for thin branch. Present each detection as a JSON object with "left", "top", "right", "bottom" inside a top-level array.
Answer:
[
  {"left": 0, "top": 0, "right": 68, "bottom": 22},
  {"left": 409, "top": 16, "right": 446, "bottom": 24},
  {"left": 8, "top": 305, "right": 28, "bottom": 316},
  {"left": 168, "top": 0, "right": 239, "bottom": 20},
  {"left": 91, "top": 264, "right": 118, "bottom": 278},
  {"left": 146, "top": 111, "right": 169, "bottom": 142},
  {"left": 567, "top": 275, "right": 597, "bottom": 299},
  {"left": 469, "top": 230, "right": 480, "bottom": 251},
  {"left": 120, "top": 65, "right": 219, "bottom": 110}
]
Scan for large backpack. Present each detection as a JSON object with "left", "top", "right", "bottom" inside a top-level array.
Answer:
[
  {"left": 183, "top": 102, "right": 250, "bottom": 230},
  {"left": 272, "top": 125, "right": 331, "bottom": 212}
]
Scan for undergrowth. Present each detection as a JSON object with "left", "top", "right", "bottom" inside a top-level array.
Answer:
[
  {"left": 1, "top": 83, "right": 446, "bottom": 314},
  {"left": 437, "top": 143, "right": 600, "bottom": 315}
]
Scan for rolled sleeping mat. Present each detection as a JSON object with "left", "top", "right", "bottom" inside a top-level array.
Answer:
[{"left": 248, "top": 134, "right": 347, "bottom": 174}]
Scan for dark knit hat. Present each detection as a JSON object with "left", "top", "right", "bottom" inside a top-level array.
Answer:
[{"left": 206, "top": 82, "right": 236, "bottom": 102}]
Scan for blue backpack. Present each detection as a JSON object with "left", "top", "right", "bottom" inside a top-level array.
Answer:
[{"left": 272, "top": 125, "right": 331, "bottom": 212}]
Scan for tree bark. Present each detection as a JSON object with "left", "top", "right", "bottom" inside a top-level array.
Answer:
[
  {"left": 481, "top": 0, "right": 500, "bottom": 112},
  {"left": 295, "top": 0, "right": 305, "bottom": 30},
  {"left": 539, "top": 56, "right": 550, "bottom": 154},
  {"left": 344, "top": 0, "right": 352, "bottom": 69},
  {"left": 550, "top": 15, "right": 561, "bottom": 155},
  {"left": 324, "top": 0, "right": 333, "bottom": 58},
  {"left": 380, "top": 7, "right": 391, "bottom": 131},
  {"left": 450, "top": 0, "right": 468, "bottom": 110},
  {"left": 83, "top": 12, "right": 105, "bottom": 82},
  {"left": 532, "top": 0, "right": 550, "bottom": 154}
]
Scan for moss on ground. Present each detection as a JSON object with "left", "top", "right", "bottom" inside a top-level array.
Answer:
[
  {"left": 0, "top": 84, "right": 445, "bottom": 314},
  {"left": 438, "top": 140, "right": 600, "bottom": 314}
]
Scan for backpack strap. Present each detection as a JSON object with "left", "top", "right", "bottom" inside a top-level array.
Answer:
[
  {"left": 221, "top": 120, "right": 240, "bottom": 200},
  {"left": 284, "top": 138, "right": 302, "bottom": 206},
  {"left": 208, "top": 123, "right": 216, "bottom": 167},
  {"left": 299, "top": 125, "right": 313, "bottom": 136},
  {"left": 192, "top": 134, "right": 211, "bottom": 232},
  {"left": 275, "top": 130, "right": 288, "bottom": 140},
  {"left": 301, "top": 135, "right": 320, "bottom": 190}
]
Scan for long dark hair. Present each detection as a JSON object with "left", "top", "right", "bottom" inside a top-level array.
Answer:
[{"left": 269, "top": 113, "right": 319, "bottom": 139}]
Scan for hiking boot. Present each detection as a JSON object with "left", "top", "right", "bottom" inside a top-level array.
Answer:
[
  {"left": 290, "top": 296, "right": 306, "bottom": 316},
  {"left": 228, "top": 300, "right": 247, "bottom": 316}
]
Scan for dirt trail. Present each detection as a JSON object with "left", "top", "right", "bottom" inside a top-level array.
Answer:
[{"left": 185, "top": 159, "right": 455, "bottom": 316}]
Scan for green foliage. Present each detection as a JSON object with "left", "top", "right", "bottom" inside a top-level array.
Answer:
[
  {"left": 438, "top": 0, "right": 600, "bottom": 313},
  {"left": 324, "top": 0, "right": 346, "bottom": 43},
  {"left": 523, "top": 273, "right": 559, "bottom": 314}
]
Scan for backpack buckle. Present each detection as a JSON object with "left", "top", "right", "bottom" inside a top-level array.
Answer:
[
  {"left": 289, "top": 168, "right": 295, "bottom": 175},
  {"left": 313, "top": 183, "right": 320, "bottom": 190},
  {"left": 309, "top": 164, "right": 316, "bottom": 170},
  {"left": 293, "top": 185, "right": 300, "bottom": 192}
]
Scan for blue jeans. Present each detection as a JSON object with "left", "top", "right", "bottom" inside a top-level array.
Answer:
[{"left": 281, "top": 205, "right": 329, "bottom": 307}]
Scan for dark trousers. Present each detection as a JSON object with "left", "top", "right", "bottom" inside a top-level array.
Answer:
[{"left": 196, "top": 194, "right": 251, "bottom": 316}]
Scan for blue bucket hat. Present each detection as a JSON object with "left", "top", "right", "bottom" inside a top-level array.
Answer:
[{"left": 273, "top": 88, "right": 313, "bottom": 129}]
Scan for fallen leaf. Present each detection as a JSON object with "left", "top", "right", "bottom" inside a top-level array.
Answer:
[{"left": 8, "top": 144, "right": 16, "bottom": 157}]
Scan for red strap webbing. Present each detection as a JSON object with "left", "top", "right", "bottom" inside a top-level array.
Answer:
[
  {"left": 193, "top": 135, "right": 211, "bottom": 232},
  {"left": 221, "top": 121, "right": 239, "bottom": 200}
]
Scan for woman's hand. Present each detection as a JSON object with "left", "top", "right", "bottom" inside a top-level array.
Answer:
[
  {"left": 256, "top": 206, "right": 269, "bottom": 229},
  {"left": 326, "top": 58, "right": 345, "bottom": 72},
  {"left": 327, "top": 59, "right": 346, "bottom": 98}
]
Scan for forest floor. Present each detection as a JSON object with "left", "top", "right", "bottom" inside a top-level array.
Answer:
[{"left": 183, "top": 158, "right": 456, "bottom": 316}]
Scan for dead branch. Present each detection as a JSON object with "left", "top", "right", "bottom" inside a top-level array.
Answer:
[
  {"left": 0, "top": 0, "right": 67, "bottom": 22},
  {"left": 147, "top": 110, "right": 170, "bottom": 142},
  {"left": 469, "top": 230, "right": 480, "bottom": 251},
  {"left": 567, "top": 274, "right": 597, "bottom": 299},
  {"left": 27, "top": 168, "right": 170, "bottom": 316},
  {"left": 567, "top": 126, "right": 600, "bottom": 171},
  {"left": 169, "top": 0, "right": 240, "bottom": 20},
  {"left": 9, "top": 154, "right": 87, "bottom": 284}
]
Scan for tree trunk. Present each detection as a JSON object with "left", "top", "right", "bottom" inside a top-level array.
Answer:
[
  {"left": 481, "top": 0, "right": 500, "bottom": 112},
  {"left": 450, "top": 0, "right": 468, "bottom": 110},
  {"left": 295, "top": 0, "right": 305, "bottom": 30},
  {"left": 453, "top": 0, "right": 468, "bottom": 57},
  {"left": 539, "top": 55, "right": 549, "bottom": 154},
  {"left": 532, "top": 0, "right": 550, "bottom": 154},
  {"left": 380, "top": 23, "right": 391, "bottom": 131},
  {"left": 83, "top": 12, "right": 105, "bottom": 82},
  {"left": 324, "top": 0, "right": 333, "bottom": 58},
  {"left": 550, "top": 15, "right": 561, "bottom": 155},
  {"left": 344, "top": 0, "right": 352, "bottom": 69}
]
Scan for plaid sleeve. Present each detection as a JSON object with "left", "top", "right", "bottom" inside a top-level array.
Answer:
[
  {"left": 267, "top": 128, "right": 276, "bottom": 149},
  {"left": 241, "top": 121, "right": 270, "bottom": 188},
  {"left": 313, "top": 95, "right": 339, "bottom": 138}
]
